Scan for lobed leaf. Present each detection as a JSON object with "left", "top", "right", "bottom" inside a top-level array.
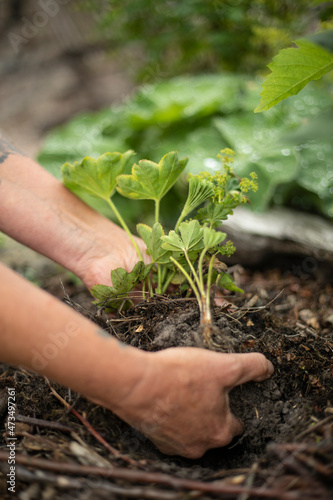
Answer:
[
  {"left": 196, "top": 201, "right": 235, "bottom": 227},
  {"left": 178, "top": 220, "right": 203, "bottom": 250},
  {"left": 91, "top": 261, "right": 152, "bottom": 310},
  {"left": 161, "top": 220, "right": 204, "bottom": 253},
  {"left": 160, "top": 230, "right": 184, "bottom": 252},
  {"left": 180, "top": 176, "right": 215, "bottom": 220},
  {"left": 137, "top": 222, "right": 171, "bottom": 264},
  {"left": 116, "top": 152, "right": 188, "bottom": 202},
  {"left": 203, "top": 227, "right": 226, "bottom": 250},
  {"left": 255, "top": 38, "right": 333, "bottom": 112},
  {"left": 62, "top": 151, "right": 135, "bottom": 201}
]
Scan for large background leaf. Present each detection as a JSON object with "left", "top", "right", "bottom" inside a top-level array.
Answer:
[
  {"left": 38, "top": 73, "right": 333, "bottom": 222},
  {"left": 255, "top": 37, "right": 333, "bottom": 112}
]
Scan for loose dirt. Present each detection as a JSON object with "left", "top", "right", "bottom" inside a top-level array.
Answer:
[{"left": 1, "top": 261, "right": 332, "bottom": 499}]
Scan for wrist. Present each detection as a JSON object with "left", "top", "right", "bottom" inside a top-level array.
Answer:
[{"left": 79, "top": 335, "right": 151, "bottom": 414}]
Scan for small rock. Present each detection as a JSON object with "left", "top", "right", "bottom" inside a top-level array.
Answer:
[
  {"left": 324, "top": 311, "right": 333, "bottom": 325},
  {"left": 299, "top": 309, "right": 320, "bottom": 330}
]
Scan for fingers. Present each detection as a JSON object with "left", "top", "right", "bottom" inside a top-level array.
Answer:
[
  {"left": 153, "top": 412, "right": 244, "bottom": 459},
  {"left": 224, "top": 353, "right": 274, "bottom": 387}
]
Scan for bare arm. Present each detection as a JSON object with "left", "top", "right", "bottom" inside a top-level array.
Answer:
[
  {"left": 0, "top": 263, "right": 147, "bottom": 409},
  {"left": 0, "top": 131, "right": 145, "bottom": 288}
]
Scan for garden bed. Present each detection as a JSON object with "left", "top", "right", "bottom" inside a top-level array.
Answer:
[{"left": 0, "top": 258, "right": 332, "bottom": 499}]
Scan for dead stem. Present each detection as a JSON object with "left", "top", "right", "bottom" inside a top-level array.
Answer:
[
  {"left": 0, "top": 451, "right": 321, "bottom": 500},
  {"left": 15, "top": 414, "right": 72, "bottom": 433},
  {"left": 45, "top": 378, "right": 141, "bottom": 468}
]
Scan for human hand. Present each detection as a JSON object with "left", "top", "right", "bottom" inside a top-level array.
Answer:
[
  {"left": 74, "top": 224, "right": 148, "bottom": 290},
  {"left": 112, "top": 347, "right": 274, "bottom": 458}
]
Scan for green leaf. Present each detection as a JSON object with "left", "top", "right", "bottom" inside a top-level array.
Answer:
[
  {"left": 137, "top": 222, "right": 171, "bottom": 264},
  {"left": 91, "top": 261, "right": 152, "bottom": 310},
  {"left": 218, "top": 273, "right": 244, "bottom": 294},
  {"left": 176, "top": 176, "right": 215, "bottom": 229},
  {"left": 255, "top": 38, "right": 333, "bottom": 112},
  {"left": 62, "top": 151, "right": 135, "bottom": 201},
  {"left": 203, "top": 227, "right": 226, "bottom": 250},
  {"left": 196, "top": 200, "right": 235, "bottom": 227},
  {"left": 136, "top": 223, "right": 152, "bottom": 250},
  {"left": 160, "top": 230, "right": 184, "bottom": 252},
  {"left": 178, "top": 220, "right": 203, "bottom": 250},
  {"left": 161, "top": 220, "right": 204, "bottom": 253},
  {"left": 125, "top": 74, "right": 244, "bottom": 129},
  {"left": 116, "top": 152, "right": 188, "bottom": 202}
]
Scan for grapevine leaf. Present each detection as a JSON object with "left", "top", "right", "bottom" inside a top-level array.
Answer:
[
  {"left": 91, "top": 261, "right": 152, "bottom": 310},
  {"left": 62, "top": 151, "right": 135, "bottom": 201},
  {"left": 116, "top": 152, "right": 188, "bottom": 201},
  {"left": 255, "top": 38, "right": 333, "bottom": 113}
]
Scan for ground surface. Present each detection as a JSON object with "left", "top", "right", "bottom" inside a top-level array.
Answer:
[{"left": 0, "top": 260, "right": 332, "bottom": 499}]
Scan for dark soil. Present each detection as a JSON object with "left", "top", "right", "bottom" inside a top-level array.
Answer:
[{"left": 0, "top": 261, "right": 332, "bottom": 499}]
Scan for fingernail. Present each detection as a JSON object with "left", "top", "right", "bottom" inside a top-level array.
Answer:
[{"left": 267, "top": 360, "right": 274, "bottom": 376}]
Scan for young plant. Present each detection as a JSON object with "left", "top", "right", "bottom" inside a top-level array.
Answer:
[
  {"left": 159, "top": 150, "right": 257, "bottom": 342},
  {"left": 160, "top": 220, "right": 227, "bottom": 342},
  {"left": 61, "top": 149, "right": 258, "bottom": 343}
]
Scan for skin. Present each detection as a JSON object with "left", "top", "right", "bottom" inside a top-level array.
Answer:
[{"left": 0, "top": 132, "right": 274, "bottom": 458}]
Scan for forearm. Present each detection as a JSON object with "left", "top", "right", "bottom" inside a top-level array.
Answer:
[
  {"left": 0, "top": 263, "right": 148, "bottom": 412},
  {"left": 0, "top": 132, "right": 139, "bottom": 285}
]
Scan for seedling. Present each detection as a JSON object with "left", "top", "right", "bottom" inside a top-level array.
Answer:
[{"left": 62, "top": 149, "right": 257, "bottom": 344}]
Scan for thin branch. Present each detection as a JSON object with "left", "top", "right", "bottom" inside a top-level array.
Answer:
[
  {"left": 15, "top": 414, "right": 72, "bottom": 433},
  {"left": 45, "top": 379, "right": 141, "bottom": 468},
  {"left": 10, "top": 465, "right": 179, "bottom": 499},
  {"left": 0, "top": 451, "right": 319, "bottom": 500}
]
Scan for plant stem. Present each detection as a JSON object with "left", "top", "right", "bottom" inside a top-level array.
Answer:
[
  {"left": 169, "top": 256, "right": 202, "bottom": 314},
  {"left": 161, "top": 269, "right": 176, "bottom": 295},
  {"left": 106, "top": 198, "right": 143, "bottom": 261},
  {"left": 198, "top": 247, "right": 208, "bottom": 292},
  {"left": 155, "top": 200, "right": 160, "bottom": 224},
  {"left": 205, "top": 252, "right": 217, "bottom": 317},
  {"left": 175, "top": 210, "right": 185, "bottom": 233},
  {"left": 183, "top": 250, "right": 203, "bottom": 294},
  {"left": 147, "top": 273, "right": 154, "bottom": 297},
  {"left": 157, "top": 264, "right": 162, "bottom": 294}
]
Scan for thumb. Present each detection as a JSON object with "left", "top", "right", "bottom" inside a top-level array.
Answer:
[{"left": 223, "top": 353, "right": 274, "bottom": 388}]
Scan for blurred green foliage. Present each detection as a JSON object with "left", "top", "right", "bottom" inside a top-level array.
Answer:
[
  {"left": 79, "top": 0, "right": 332, "bottom": 79},
  {"left": 38, "top": 74, "right": 333, "bottom": 222},
  {"left": 255, "top": 30, "right": 333, "bottom": 112}
]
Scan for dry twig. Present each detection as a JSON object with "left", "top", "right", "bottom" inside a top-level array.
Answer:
[
  {"left": 0, "top": 451, "right": 323, "bottom": 500},
  {"left": 45, "top": 378, "right": 141, "bottom": 468}
]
